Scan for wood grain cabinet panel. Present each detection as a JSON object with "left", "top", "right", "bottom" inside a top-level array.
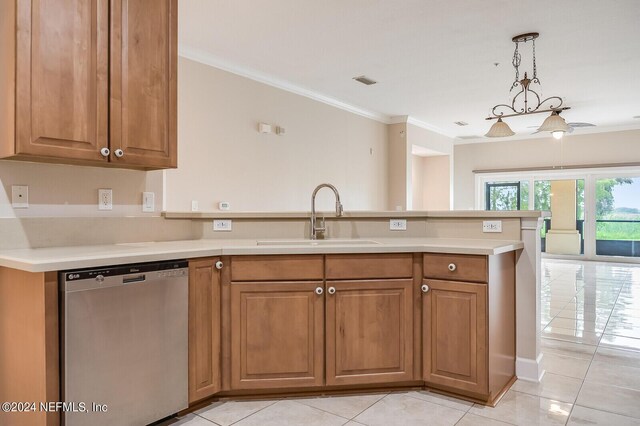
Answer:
[
  {"left": 423, "top": 279, "right": 488, "bottom": 396},
  {"left": 1, "top": 0, "right": 177, "bottom": 169},
  {"left": 230, "top": 281, "right": 325, "bottom": 389},
  {"left": 14, "top": 0, "right": 109, "bottom": 161},
  {"left": 188, "top": 258, "right": 221, "bottom": 403},
  {"left": 424, "top": 253, "right": 488, "bottom": 283},
  {"left": 110, "top": 0, "right": 177, "bottom": 168},
  {"left": 325, "top": 254, "right": 413, "bottom": 280},
  {"left": 326, "top": 279, "right": 414, "bottom": 386}
]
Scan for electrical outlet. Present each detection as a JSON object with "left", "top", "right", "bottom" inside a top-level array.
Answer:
[
  {"left": 142, "top": 192, "right": 155, "bottom": 212},
  {"left": 213, "top": 220, "right": 232, "bottom": 232},
  {"left": 191, "top": 201, "right": 199, "bottom": 212},
  {"left": 483, "top": 220, "right": 502, "bottom": 233},
  {"left": 219, "top": 201, "right": 230, "bottom": 210},
  {"left": 390, "top": 219, "right": 407, "bottom": 231},
  {"left": 98, "top": 189, "right": 112, "bottom": 211},
  {"left": 11, "top": 185, "right": 29, "bottom": 208}
]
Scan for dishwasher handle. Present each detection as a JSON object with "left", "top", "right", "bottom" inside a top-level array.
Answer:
[{"left": 123, "top": 274, "right": 146, "bottom": 284}]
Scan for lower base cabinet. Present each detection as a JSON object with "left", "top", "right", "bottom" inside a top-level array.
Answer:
[
  {"left": 326, "top": 279, "right": 414, "bottom": 386},
  {"left": 230, "top": 281, "right": 325, "bottom": 390},
  {"left": 188, "top": 258, "right": 221, "bottom": 403},
  {"left": 189, "top": 252, "right": 515, "bottom": 405},
  {"left": 422, "top": 252, "right": 516, "bottom": 402},
  {"left": 423, "top": 280, "right": 488, "bottom": 395}
]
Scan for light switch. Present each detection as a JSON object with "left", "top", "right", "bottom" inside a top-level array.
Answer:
[
  {"left": 12, "top": 185, "right": 29, "bottom": 208},
  {"left": 142, "top": 192, "right": 155, "bottom": 212}
]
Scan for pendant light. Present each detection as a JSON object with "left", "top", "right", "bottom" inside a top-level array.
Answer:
[
  {"left": 538, "top": 110, "right": 570, "bottom": 139},
  {"left": 485, "top": 117, "right": 515, "bottom": 137},
  {"left": 485, "top": 32, "right": 571, "bottom": 138}
]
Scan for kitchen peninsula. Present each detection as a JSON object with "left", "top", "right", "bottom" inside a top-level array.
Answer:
[{"left": 0, "top": 210, "right": 544, "bottom": 426}]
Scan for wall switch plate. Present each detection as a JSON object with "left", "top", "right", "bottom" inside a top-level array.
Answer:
[
  {"left": 142, "top": 192, "right": 155, "bottom": 212},
  {"left": 191, "top": 201, "right": 199, "bottom": 212},
  {"left": 11, "top": 185, "right": 29, "bottom": 208},
  {"left": 213, "top": 219, "right": 232, "bottom": 232},
  {"left": 390, "top": 219, "right": 407, "bottom": 231},
  {"left": 219, "top": 201, "right": 230, "bottom": 210},
  {"left": 98, "top": 189, "right": 112, "bottom": 211},
  {"left": 483, "top": 220, "right": 502, "bottom": 233}
]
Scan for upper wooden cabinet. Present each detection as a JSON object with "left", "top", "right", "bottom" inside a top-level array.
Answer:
[
  {"left": 110, "top": 0, "right": 177, "bottom": 168},
  {"left": 0, "top": 0, "right": 177, "bottom": 170}
]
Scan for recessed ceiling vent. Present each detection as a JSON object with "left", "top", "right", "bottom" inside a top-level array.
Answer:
[
  {"left": 457, "top": 135, "right": 482, "bottom": 140},
  {"left": 353, "top": 75, "right": 377, "bottom": 85},
  {"left": 454, "top": 121, "right": 469, "bottom": 126}
]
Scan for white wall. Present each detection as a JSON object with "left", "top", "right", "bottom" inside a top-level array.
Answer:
[
  {"left": 423, "top": 155, "right": 451, "bottom": 210},
  {"left": 411, "top": 155, "right": 424, "bottom": 210},
  {"left": 454, "top": 130, "right": 640, "bottom": 210},
  {"left": 412, "top": 155, "right": 451, "bottom": 211},
  {"left": 0, "top": 160, "right": 163, "bottom": 218},
  {"left": 165, "top": 57, "right": 389, "bottom": 212}
]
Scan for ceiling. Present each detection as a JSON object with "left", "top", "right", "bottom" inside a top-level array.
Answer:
[{"left": 178, "top": 0, "right": 640, "bottom": 142}]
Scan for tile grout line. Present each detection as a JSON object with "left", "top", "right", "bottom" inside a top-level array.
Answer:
[
  {"left": 346, "top": 392, "right": 389, "bottom": 421},
  {"left": 219, "top": 398, "right": 280, "bottom": 426},
  {"left": 402, "top": 391, "right": 472, "bottom": 414}
]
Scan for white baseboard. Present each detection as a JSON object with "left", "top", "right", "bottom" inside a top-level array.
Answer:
[{"left": 516, "top": 353, "right": 545, "bottom": 382}]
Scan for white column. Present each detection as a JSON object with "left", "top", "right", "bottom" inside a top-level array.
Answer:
[{"left": 515, "top": 216, "right": 544, "bottom": 382}]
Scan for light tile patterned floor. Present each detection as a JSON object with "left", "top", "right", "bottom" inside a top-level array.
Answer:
[{"left": 160, "top": 259, "right": 640, "bottom": 426}]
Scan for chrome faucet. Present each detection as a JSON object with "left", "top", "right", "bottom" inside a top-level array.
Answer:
[{"left": 311, "top": 183, "right": 344, "bottom": 240}]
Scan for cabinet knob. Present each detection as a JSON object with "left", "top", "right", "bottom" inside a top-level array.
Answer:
[
  {"left": 100, "top": 147, "right": 110, "bottom": 157},
  {"left": 114, "top": 149, "right": 124, "bottom": 158},
  {"left": 448, "top": 263, "right": 457, "bottom": 272},
  {"left": 215, "top": 261, "right": 223, "bottom": 270},
  {"left": 421, "top": 284, "right": 430, "bottom": 293},
  {"left": 328, "top": 286, "right": 336, "bottom": 295},
  {"left": 315, "top": 287, "right": 324, "bottom": 295}
]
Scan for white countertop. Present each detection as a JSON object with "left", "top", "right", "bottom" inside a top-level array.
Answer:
[{"left": 0, "top": 238, "right": 524, "bottom": 273}]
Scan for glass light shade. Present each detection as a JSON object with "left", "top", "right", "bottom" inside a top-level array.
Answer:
[
  {"left": 485, "top": 117, "right": 515, "bottom": 137},
  {"left": 538, "top": 111, "right": 569, "bottom": 135}
]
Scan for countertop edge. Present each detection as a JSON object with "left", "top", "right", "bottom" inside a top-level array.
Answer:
[{"left": 0, "top": 240, "right": 524, "bottom": 273}]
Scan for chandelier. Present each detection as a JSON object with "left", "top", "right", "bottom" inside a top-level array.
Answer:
[{"left": 485, "top": 32, "right": 571, "bottom": 139}]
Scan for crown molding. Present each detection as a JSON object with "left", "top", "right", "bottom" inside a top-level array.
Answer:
[
  {"left": 179, "top": 44, "right": 390, "bottom": 124},
  {"left": 179, "top": 44, "right": 457, "bottom": 140},
  {"left": 406, "top": 116, "right": 453, "bottom": 137}
]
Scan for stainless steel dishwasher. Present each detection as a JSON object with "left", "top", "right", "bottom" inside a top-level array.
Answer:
[{"left": 60, "top": 260, "right": 189, "bottom": 426}]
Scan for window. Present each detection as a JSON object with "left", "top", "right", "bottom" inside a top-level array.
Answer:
[
  {"left": 485, "top": 181, "right": 529, "bottom": 211},
  {"left": 595, "top": 177, "right": 640, "bottom": 257}
]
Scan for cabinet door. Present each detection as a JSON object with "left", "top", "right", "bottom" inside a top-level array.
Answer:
[
  {"left": 326, "top": 279, "right": 414, "bottom": 386},
  {"left": 110, "top": 0, "right": 177, "bottom": 168},
  {"left": 189, "top": 258, "right": 221, "bottom": 403},
  {"left": 15, "top": 0, "right": 109, "bottom": 161},
  {"left": 230, "top": 281, "right": 324, "bottom": 389},
  {"left": 423, "top": 280, "right": 488, "bottom": 396}
]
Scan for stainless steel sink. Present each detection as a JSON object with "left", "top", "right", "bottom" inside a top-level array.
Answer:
[{"left": 256, "top": 239, "right": 380, "bottom": 246}]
